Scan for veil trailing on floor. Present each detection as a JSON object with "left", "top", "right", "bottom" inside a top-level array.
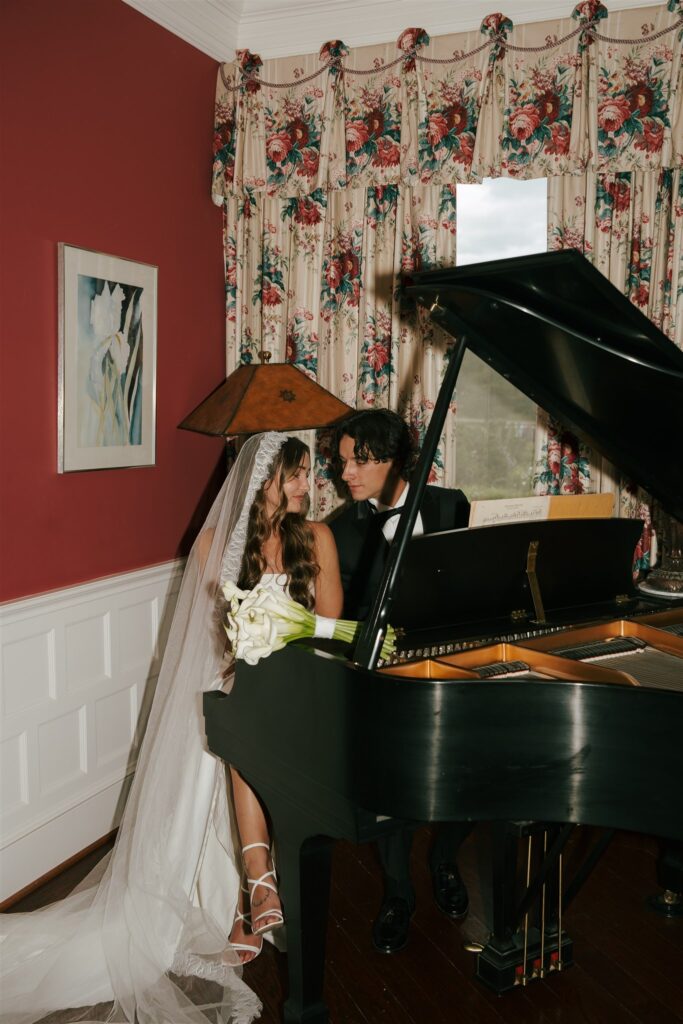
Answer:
[{"left": 0, "top": 432, "right": 288, "bottom": 1024}]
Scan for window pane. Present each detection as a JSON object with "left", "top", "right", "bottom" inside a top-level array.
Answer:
[{"left": 454, "top": 177, "right": 547, "bottom": 499}]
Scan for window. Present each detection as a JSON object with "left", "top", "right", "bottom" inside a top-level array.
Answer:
[{"left": 454, "top": 177, "right": 547, "bottom": 498}]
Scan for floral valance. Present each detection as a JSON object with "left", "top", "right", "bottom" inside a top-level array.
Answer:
[{"left": 212, "top": 1, "right": 682, "bottom": 201}]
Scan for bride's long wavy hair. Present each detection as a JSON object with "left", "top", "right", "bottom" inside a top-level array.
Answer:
[{"left": 238, "top": 436, "right": 318, "bottom": 609}]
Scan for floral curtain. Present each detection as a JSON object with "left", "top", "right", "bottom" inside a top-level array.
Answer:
[
  {"left": 212, "top": 1, "right": 682, "bottom": 519},
  {"left": 220, "top": 184, "right": 458, "bottom": 516}
]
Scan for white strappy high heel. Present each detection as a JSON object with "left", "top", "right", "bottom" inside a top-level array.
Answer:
[
  {"left": 242, "top": 841, "right": 285, "bottom": 936},
  {"left": 229, "top": 885, "right": 263, "bottom": 964}
]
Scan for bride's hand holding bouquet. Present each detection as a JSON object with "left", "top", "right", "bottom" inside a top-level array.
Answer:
[{"left": 222, "top": 580, "right": 397, "bottom": 665}]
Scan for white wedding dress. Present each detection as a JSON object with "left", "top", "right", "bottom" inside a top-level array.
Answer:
[{"left": 0, "top": 434, "right": 290, "bottom": 1024}]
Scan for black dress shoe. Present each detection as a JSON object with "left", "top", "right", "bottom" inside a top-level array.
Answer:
[
  {"left": 371, "top": 896, "right": 413, "bottom": 954},
  {"left": 431, "top": 862, "right": 469, "bottom": 920}
]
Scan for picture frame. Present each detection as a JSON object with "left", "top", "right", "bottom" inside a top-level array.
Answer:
[{"left": 58, "top": 243, "right": 158, "bottom": 472}]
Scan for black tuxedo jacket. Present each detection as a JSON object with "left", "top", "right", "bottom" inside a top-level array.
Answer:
[{"left": 330, "top": 485, "right": 470, "bottom": 619}]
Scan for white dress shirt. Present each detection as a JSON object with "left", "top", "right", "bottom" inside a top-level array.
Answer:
[{"left": 368, "top": 483, "right": 424, "bottom": 544}]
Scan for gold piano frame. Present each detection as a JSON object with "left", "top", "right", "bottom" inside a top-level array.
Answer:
[{"left": 380, "top": 612, "right": 683, "bottom": 688}]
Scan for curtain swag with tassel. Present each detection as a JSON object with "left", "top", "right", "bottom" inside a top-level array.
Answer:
[
  {"left": 212, "top": 2, "right": 682, "bottom": 199},
  {"left": 211, "top": 2, "right": 683, "bottom": 554}
]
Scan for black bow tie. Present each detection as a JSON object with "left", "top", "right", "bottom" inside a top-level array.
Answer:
[{"left": 371, "top": 506, "right": 402, "bottom": 527}]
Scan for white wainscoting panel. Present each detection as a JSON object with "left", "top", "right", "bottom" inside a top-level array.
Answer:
[{"left": 0, "top": 560, "right": 184, "bottom": 901}]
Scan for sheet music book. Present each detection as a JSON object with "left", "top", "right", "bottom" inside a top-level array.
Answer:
[{"left": 468, "top": 492, "right": 615, "bottom": 528}]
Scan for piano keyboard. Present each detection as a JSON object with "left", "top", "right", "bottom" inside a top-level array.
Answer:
[{"left": 394, "top": 623, "right": 569, "bottom": 663}]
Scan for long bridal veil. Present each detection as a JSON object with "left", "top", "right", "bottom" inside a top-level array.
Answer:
[{"left": 0, "top": 432, "right": 288, "bottom": 1024}]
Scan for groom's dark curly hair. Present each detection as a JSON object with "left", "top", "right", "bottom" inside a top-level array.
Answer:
[{"left": 334, "top": 409, "right": 415, "bottom": 481}]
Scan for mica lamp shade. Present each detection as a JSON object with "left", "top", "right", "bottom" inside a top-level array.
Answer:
[{"left": 178, "top": 361, "right": 354, "bottom": 436}]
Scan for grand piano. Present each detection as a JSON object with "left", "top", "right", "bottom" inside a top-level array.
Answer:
[{"left": 204, "top": 250, "right": 683, "bottom": 1023}]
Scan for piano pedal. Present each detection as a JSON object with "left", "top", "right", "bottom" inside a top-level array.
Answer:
[{"left": 475, "top": 929, "right": 573, "bottom": 993}]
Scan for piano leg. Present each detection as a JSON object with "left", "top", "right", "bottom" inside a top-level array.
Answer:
[{"left": 274, "top": 826, "right": 334, "bottom": 1024}]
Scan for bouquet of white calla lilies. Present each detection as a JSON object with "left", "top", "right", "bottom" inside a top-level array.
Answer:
[{"left": 222, "top": 580, "right": 397, "bottom": 666}]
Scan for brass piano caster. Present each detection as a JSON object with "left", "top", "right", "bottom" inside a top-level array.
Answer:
[{"left": 648, "top": 888, "right": 683, "bottom": 917}]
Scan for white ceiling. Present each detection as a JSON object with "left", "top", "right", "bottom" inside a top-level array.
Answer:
[{"left": 121, "top": 0, "right": 665, "bottom": 62}]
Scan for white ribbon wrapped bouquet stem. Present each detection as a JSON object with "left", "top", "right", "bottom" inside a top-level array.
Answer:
[{"left": 222, "top": 581, "right": 397, "bottom": 665}]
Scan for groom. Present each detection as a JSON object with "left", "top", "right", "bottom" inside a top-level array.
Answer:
[{"left": 329, "top": 408, "right": 472, "bottom": 954}]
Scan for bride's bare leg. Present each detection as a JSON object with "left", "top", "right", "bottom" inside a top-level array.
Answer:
[{"left": 230, "top": 767, "right": 283, "bottom": 933}]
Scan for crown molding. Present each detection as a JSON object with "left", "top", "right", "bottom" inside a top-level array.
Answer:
[
  {"left": 122, "top": 0, "right": 241, "bottom": 61},
  {"left": 122, "top": 0, "right": 668, "bottom": 63}
]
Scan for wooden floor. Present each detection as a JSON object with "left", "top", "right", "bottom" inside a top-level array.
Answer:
[{"left": 11, "top": 825, "right": 683, "bottom": 1024}]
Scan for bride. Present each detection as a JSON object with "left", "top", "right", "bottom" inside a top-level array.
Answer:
[{"left": 0, "top": 432, "right": 343, "bottom": 1024}]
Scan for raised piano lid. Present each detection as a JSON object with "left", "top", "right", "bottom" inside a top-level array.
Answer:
[{"left": 405, "top": 249, "right": 683, "bottom": 524}]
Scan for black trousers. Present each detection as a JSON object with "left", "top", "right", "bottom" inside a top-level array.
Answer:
[{"left": 377, "top": 821, "right": 474, "bottom": 906}]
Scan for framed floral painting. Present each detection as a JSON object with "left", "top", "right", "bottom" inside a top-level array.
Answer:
[{"left": 58, "top": 244, "right": 157, "bottom": 472}]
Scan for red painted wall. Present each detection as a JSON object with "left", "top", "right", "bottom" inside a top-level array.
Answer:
[{"left": 0, "top": 0, "right": 227, "bottom": 602}]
